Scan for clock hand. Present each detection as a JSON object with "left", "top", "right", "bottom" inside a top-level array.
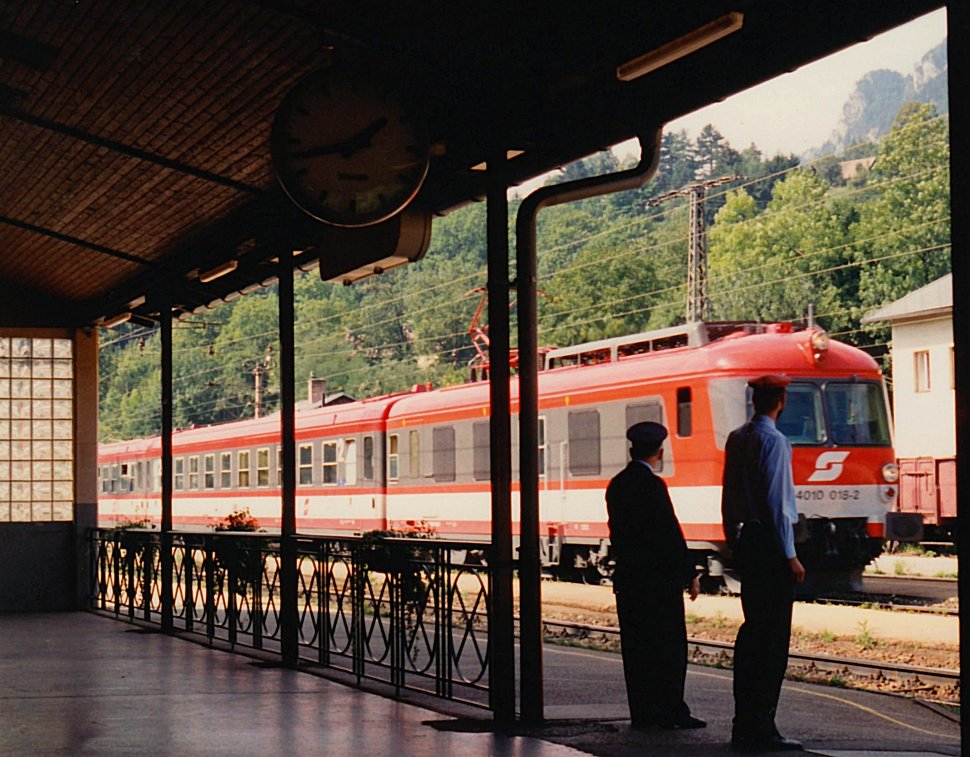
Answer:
[{"left": 291, "top": 117, "right": 389, "bottom": 160}]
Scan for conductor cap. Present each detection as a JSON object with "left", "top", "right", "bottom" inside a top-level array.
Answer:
[
  {"left": 747, "top": 374, "right": 790, "bottom": 389},
  {"left": 626, "top": 421, "right": 668, "bottom": 447}
]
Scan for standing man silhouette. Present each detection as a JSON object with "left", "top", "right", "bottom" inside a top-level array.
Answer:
[
  {"left": 606, "top": 421, "right": 704, "bottom": 731},
  {"left": 722, "top": 375, "right": 806, "bottom": 752}
]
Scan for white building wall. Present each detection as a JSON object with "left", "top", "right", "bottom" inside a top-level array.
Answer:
[{"left": 890, "top": 315, "right": 955, "bottom": 458}]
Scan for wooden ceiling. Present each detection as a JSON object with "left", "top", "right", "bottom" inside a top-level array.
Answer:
[{"left": 0, "top": 0, "right": 943, "bottom": 327}]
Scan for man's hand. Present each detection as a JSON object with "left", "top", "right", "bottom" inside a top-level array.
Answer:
[
  {"left": 688, "top": 576, "right": 701, "bottom": 601},
  {"left": 789, "top": 556, "right": 806, "bottom": 584}
]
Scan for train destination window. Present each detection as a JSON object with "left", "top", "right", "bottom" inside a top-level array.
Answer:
[
  {"left": 568, "top": 410, "right": 601, "bottom": 476},
  {"left": 237, "top": 451, "right": 250, "bottom": 487},
  {"left": 676, "top": 387, "right": 692, "bottom": 437},
  {"left": 322, "top": 441, "right": 337, "bottom": 484},
  {"left": 345, "top": 439, "right": 357, "bottom": 485},
  {"left": 220, "top": 453, "right": 231, "bottom": 488},
  {"left": 204, "top": 454, "right": 215, "bottom": 489},
  {"left": 174, "top": 458, "right": 185, "bottom": 490},
  {"left": 409, "top": 430, "right": 421, "bottom": 478},
  {"left": 388, "top": 434, "right": 399, "bottom": 481},
  {"left": 433, "top": 426, "right": 456, "bottom": 482},
  {"left": 363, "top": 436, "right": 374, "bottom": 480},
  {"left": 299, "top": 444, "right": 313, "bottom": 485},
  {"left": 256, "top": 448, "right": 270, "bottom": 487},
  {"left": 824, "top": 382, "right": 891, "bottom": 446},
  {"left": 472, "top": 422, "right": 489, "bottom": 481}
]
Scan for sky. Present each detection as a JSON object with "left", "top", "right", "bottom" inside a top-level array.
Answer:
[{"left": 514, "top": 8, "right": 947, "bottom": 195}]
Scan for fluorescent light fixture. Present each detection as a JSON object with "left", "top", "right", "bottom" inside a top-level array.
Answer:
[
  {"left": 199, "top": 259, "right": 239, "bottom": 283},
  {"left": 616, "top": 12, "right": 743, "bottom": 82},
  {"left": 102, "top": 312, "right": 132, "bottom": 329},
  {"left": 127, "top": 295, "right": 146, "bottom": 309}
]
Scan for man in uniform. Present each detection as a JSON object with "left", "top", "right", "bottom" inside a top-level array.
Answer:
[
  {"left": 722, "top": 375, "right": 806, "bottom": 752},
  {"left": 606, "top": 421, "right": 704, "bottom": 731}
]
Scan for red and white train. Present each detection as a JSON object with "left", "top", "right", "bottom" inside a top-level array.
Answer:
[{"left": 99, "top": 321, "right": 905, "bottom": 587}]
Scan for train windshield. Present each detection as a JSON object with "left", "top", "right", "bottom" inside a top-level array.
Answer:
[
  {"left": 823, "top": 382, "right": 892, "bottom": 446},
  {"left": 775, "top": 384, "right": 826, "bottom": 444}
]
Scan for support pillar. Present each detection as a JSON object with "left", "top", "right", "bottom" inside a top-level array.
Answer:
[
  {"left": 486, "top": 154, "right": 516, "bottom": 723},
  {"left": 160, "top": 305, "right": 174, "bottom": 633},
  {"left": 279, "top": 249, "right": 299, "bottom": 666}
]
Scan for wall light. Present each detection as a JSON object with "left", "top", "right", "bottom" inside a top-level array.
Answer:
[
  {"left": 199, "top": 259, "right": 239, "bottom": 283},
  {"left": 616, "top": 12, "right": 744, "bottom": 82},
  {"left": 102, "top": 312, "right": 132, "bottom": 329}
]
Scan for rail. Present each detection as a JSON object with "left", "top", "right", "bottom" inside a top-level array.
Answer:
[{"left": 90, "top": 529, "right": 493, "bottom": 708}]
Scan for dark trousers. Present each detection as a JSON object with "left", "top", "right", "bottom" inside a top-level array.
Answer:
[
  {"left": 615, "top": 582, "right": 690, "bottom": 725},
  {"left": 732, "top": 525, "right": 795, "bottom": 737}
]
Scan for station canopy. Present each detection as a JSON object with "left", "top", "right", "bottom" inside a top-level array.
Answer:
[{"left": 0, "top": 0, "right": 942, "bottom": 328}]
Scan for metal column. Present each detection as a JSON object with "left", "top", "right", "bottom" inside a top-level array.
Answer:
[
  {"left": 516, "top": 131, "right": 662, "bottom": 723},
  {"left": 945, "top": 3, "right": 968, "bottom": 748},
  {"left": 486, "top": 154, "right": 516, "bottom": 723},
  {"left": 279, "top": 249, "right": 299, "bottom": 666},
  {"left": 160, "top": 305, "right": 174, "bottom": 632}
]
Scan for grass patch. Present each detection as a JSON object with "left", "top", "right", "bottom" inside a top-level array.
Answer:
[{"left": 856, "top": 620, "right": 877, "bottom": 651}]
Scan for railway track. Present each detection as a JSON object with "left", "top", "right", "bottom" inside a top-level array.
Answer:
[
  {"left": 810, "top": 573, "right": 959, "bottom": 615},
  {"left": 540, "top": 617, "right": 961, "bottom": 703}
]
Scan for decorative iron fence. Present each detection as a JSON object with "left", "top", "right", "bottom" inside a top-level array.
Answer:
[{"left": 90, "top": 529, "right": 492, "bottom": 708}]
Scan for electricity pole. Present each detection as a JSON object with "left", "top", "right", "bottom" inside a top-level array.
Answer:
[{"left": 647, "top": 175, "right": 737, "bottom": 322}]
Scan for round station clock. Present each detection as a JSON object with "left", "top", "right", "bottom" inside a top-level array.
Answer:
[{"left": 271, "top": 67, "right": 431, "bottom": 228}]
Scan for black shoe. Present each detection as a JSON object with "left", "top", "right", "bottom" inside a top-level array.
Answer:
[
  {"left": 732, "top": 734, "right": 803, "bottom": 752},
  {"left": 657, "top": 714, "right": 707, "bottom": 730}
]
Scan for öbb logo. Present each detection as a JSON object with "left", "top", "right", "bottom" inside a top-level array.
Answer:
[{"left": 807, "top": 451, "right": 850, "bottom": 482}]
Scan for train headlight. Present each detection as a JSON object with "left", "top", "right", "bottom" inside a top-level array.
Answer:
[
  {"left": 881, "top": 462, "right": 899, "bottom": 483},
  {"left": 810, "top": 330, "right": 830, "bottom": 362}
]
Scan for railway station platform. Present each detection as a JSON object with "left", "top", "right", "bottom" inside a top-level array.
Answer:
[{"left": 0, "top": 612, "right": 960, "bottom": 757}]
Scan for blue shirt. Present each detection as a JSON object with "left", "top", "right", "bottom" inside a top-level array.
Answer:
[{"left": 721, "top": 414, "right": 798, "bottom": 560}]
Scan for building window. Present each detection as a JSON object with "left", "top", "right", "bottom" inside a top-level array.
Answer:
[
  {"left": 220, "top": 452, "right": 232, "bottom": 488},
  {"left": 237, "top": 450, "right": 250, "bottom": 488},
  {"left": 363, "top": 436, "right": 374, "bottom": 480},
  {"left": 174, "top": 457, "right": 185, "bottom": 491},
  {"left": 914, "top": 350, "right": 931, "bottom": 393},
  {"left": 204, "top": 454, "right": 215, "bottom": 489},
  {"left": 409, "top": 429, "right": 421, "bottom": 478},
  {"left": 0, "top": 336, "right": 74, "bottom": 522},
  {"left": 388, "top": 434, "right": 399, "bottom": 482},
  {"left": 568, "top": 410, "right": 601, "bottom": 476},
  {"left": 433, "top": 426, "right": 456, "bottom": 482},
  {"left": 256, "top": 448, "right": 270, "bottom": 487},
  {"left": 299, "top": 444, "right": 313, "bottom": 485},
  {"left": 188, "top": 456, "right": 200, "bottom": 489},
  {"left": 322, "top": 441, "right": 337, "bottom": 484},
  {"left": 676, "top": 387, "right": 692, "bottom": 437}
]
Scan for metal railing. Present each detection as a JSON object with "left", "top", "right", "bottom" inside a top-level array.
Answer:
[{"left": 91, "top": 529, "right": 492, "bottom": 708}]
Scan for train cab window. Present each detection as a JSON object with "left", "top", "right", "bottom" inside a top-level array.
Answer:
[
  {"left": 204, "top": 454, "right": 215, "bottom": 489},
  {"left": 676, "top": 387, "right": 692, "bottom": 437},
  {"left": 344, "top": 439, "right": 358, "bottom": 485},
  {"left": 237, "top": 451, "right": 250, "bottom": 487},
  {"left": 189, "top": 456, "right": 200, "bottom": 489},
  {"left": 220, "top": 453, "right": 231, "bottom": 488},
  {"left": 472, "top": 422, "right": 490, "bottom": 481},
  {"left": 568, "top": 410, "right": 601, "bottom": 476},
  {"left": 433, "top": 426, "right": 456, "bottom": 482},
  {"left": 322, "top": 441, "right": 337, "bottom": 484},
  {"left": 408, "top": 430, "right": 421, "bottom": 478},
  {"left": 388, "top": 434, "right": 399, "bottom": 481},
  {"left": 256, "top": 448, "right": 270, "bottom": 487},
  {"left": 299, "top": 444, "right": 313, "bottom": 485},
  {"left": 824, "top": 382, "right": 891, "bottom": 446},
  {"left": 363, "top": 436, "right": 375, "bottom": 480},
  {"left": 174, "top": 458, "right": 185, "bottom": 491}
]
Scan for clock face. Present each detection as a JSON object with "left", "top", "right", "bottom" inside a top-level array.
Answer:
[{"left": 271, "top": 69, "right": 430, "bottom": 227}]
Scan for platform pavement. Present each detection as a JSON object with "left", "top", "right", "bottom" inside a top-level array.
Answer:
[{"left": 0, "top": 612, "right": 960, "bottom": 756}]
